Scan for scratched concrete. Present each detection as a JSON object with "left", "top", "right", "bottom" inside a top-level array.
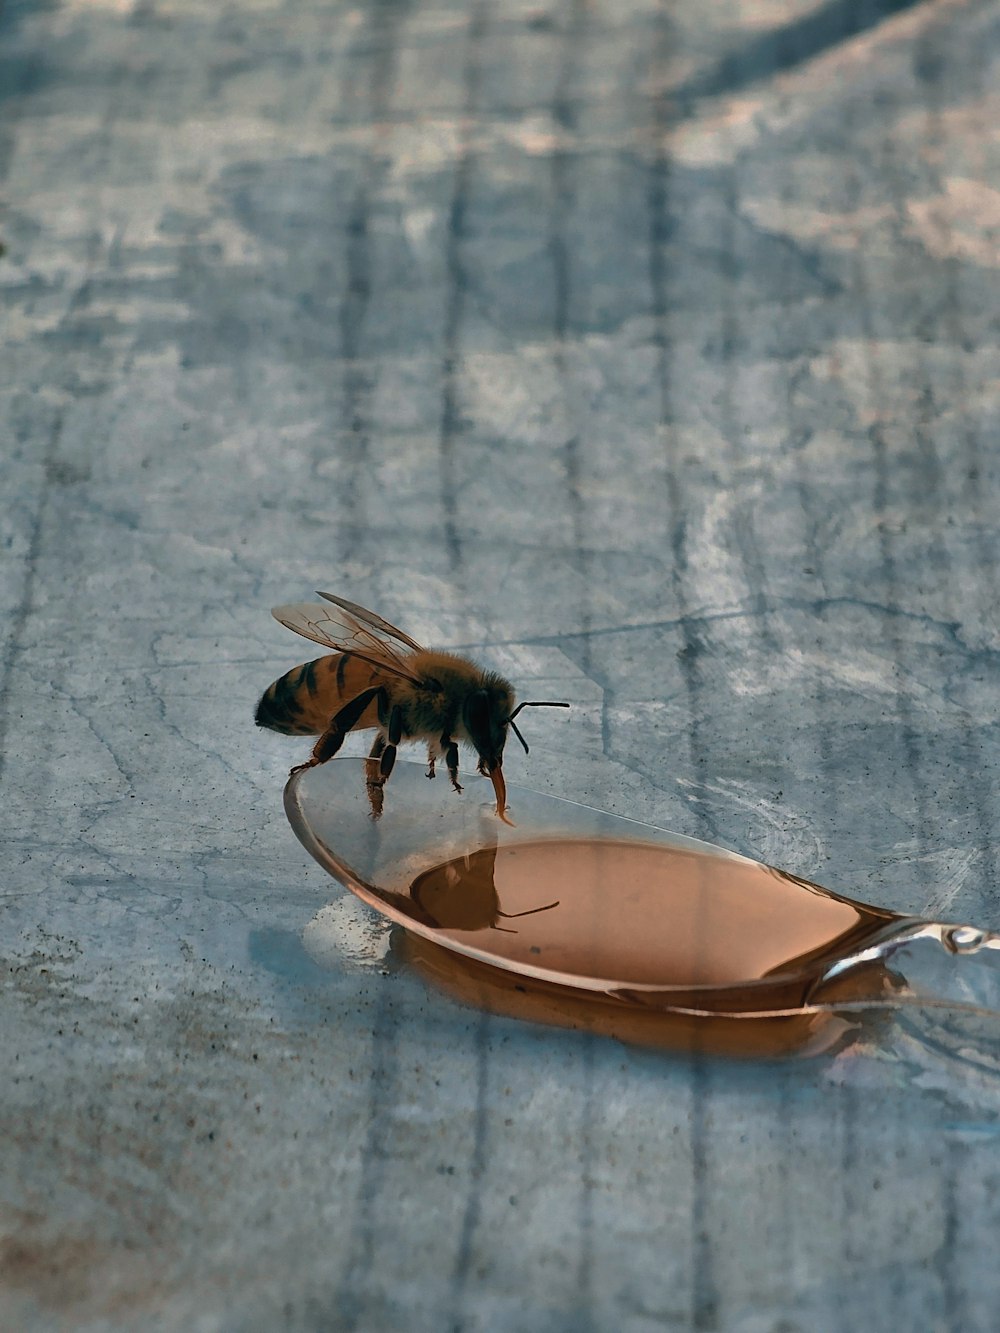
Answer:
[{"left": 3, "top": 0, "right": 1000, "bottom": 1328}]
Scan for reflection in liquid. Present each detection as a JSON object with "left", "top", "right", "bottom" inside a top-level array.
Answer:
[{"left": 410, "top": 837, "right": 559, "bottom": 933}]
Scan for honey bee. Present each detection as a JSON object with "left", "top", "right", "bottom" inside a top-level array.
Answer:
[{"left": 256, "top": 592, "right": 568, "bottom": 822}]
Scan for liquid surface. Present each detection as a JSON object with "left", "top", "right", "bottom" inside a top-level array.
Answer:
[{"left": 406, "top": 837, "right": 899, "bottom": 1005}]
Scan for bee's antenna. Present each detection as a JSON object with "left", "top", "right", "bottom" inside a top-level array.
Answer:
[
  {"left": 508, "top": 701, "right": 570, "bottom": 720},
  {"left": 505, "top": 701, "right": 570, "bottom": 755},
  {"left": 509, "top": 719, "right": 530, "bottom": 754}
]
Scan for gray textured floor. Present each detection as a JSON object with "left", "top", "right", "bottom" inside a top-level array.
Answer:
[{"left": 3, "top": 0, "right": 1000, "bottom": 1328}]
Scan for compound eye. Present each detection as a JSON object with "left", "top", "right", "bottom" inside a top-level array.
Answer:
[{"left": 465, "top": 689, "right": 492, "bottom": 751}]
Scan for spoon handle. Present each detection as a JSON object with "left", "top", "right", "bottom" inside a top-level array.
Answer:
[{"left": 808, "top": 919, "right": 1000, "bottom": 1019}]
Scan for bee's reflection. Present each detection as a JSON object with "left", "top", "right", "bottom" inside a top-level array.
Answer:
[{"left": 407, "top": 836, "right": 559, "bottom": 934}]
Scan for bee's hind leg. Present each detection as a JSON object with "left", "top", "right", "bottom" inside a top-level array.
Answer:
[
  {"left": 425, "top": 742, "right": 438, "bottom": 780},
  {"left": 291, "top": 685, "right": 383, "bottom": 782},
  {"left": 288, "top": 719, "right": 354, "bottom": 778}
]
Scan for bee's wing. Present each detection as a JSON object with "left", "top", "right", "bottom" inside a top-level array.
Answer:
[
  {"left": 271, "top": 603, "right": 424, "bottom": 685},
  {"left": 315, "top": 592, "right": 425, "bottom": 652}
]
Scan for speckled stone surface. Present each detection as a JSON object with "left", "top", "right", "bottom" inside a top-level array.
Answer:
[{"left": 3, "top": 0, "right": 1000, "bottom": 1328}]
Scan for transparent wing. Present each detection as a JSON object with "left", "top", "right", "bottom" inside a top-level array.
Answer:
[
  {"left": 270, "top": 603, "right": 424, "bottom": 685},
  {"left": 315, "top": 592, "right": 425, "bottom": 652}
]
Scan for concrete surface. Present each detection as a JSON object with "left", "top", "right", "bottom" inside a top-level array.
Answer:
[{"left": 3, "top": 0, "right": 1000, "bottom": 1328}]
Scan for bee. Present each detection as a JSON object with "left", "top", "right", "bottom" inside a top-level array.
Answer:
[{"left": 255, "top": 592, "right": 568, "bottom": 822}]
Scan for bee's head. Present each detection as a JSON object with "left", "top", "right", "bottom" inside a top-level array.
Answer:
[
  {"left": 463, "top": 685, "right": 570, "bottom": 822},
  {"left": 463, "top": 685, "right": 514, "bottom": 777}
]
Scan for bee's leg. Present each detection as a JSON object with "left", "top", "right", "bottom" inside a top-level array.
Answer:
[
  {"left": 364, "top": 736, "right": 387, "bottom": 817},
  {"left": 442, "top": 736, "right": 462, "bottom": 794},
  {"left": 289, "top": 686, "right": 382, "bottom": 778},
  {"left": 379, "top": 704, "right": 404, "bottom": 779},
  {"left": 366, "top": 733, "right": 387, "bottom": 786},
  {"left": 425, "top": 745, "right": 437, "bottom": 780},
  {"left": 368, "top": 734, "right": 387, "bottom": 763}
]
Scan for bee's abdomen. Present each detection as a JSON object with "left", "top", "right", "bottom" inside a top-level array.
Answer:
[{"left": 255, "top": 657, "right": 330, "bottom": 736}]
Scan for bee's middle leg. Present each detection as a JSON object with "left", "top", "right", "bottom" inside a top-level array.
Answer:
[
  {"left": 366, "top": 733, "right": 387, "bottom": 784},
  {"left": 378, "top": 705, "right": 404, "bottom": 779},
  {"left": 365, "top": 734, "right": 387, "bottom": 816},
  {"left": 442, "top": 736, "right": 462, "bottom": 793}
]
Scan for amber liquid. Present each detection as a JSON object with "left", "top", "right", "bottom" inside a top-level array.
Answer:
[{"left": 401, "top": 838, "right": 901, "bottom": 1059}]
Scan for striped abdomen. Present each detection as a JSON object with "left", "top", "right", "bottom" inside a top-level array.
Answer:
[{"left": 255, "top": 653, "right": 382, "bottom": 736}]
